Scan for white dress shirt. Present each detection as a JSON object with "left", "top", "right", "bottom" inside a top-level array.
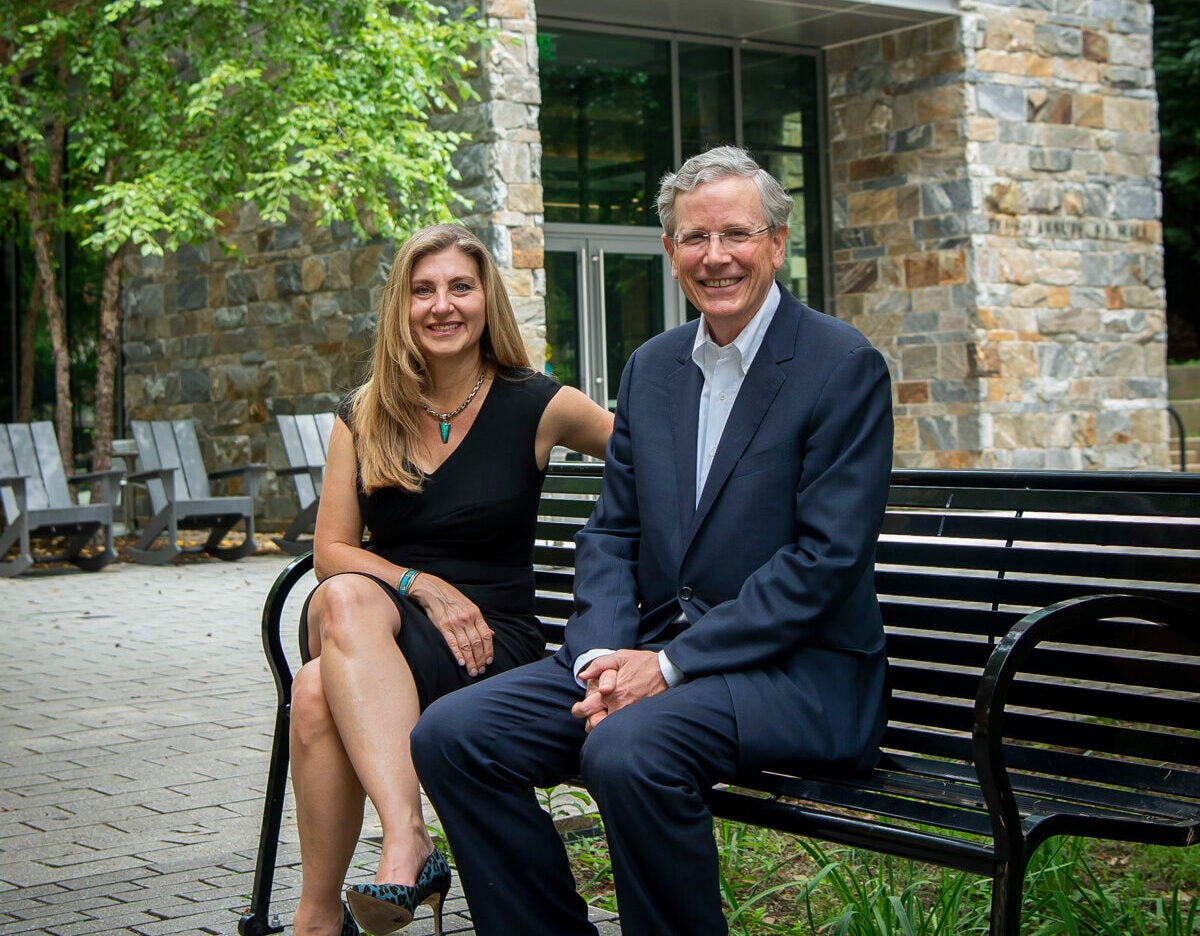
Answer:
[{"left": 575, "top": 283, "right": 782, "bottom": 691}]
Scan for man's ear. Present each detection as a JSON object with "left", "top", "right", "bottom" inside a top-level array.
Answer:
[{"left": 662, "top": 233, "right": 680, "bottom": 280}]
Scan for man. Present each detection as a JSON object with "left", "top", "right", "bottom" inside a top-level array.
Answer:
[{"left": 411, "top": 146, "right": 894, "bottom": 935}]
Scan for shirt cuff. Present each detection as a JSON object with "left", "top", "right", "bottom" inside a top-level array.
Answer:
[
  {"left": 658, "top": 649, "right": 687, "bottom": 688},
  {"left": 572, "top": 648, "right": 614, "bottom": 688}
]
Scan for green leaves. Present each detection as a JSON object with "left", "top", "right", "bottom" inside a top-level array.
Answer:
[{"left": 5, "top": 0, "right": 490, "bottom": 256}]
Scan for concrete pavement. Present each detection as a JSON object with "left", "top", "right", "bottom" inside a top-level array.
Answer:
[{"left": 0, "top": 553, "right": 619, "bottom": 935}]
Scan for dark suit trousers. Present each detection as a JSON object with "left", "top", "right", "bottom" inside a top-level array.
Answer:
[{"left": 410, "top": 654, "right": 740, "bottom": 936}]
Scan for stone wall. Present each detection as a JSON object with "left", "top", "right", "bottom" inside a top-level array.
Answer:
[
  {"left": 829, "top": 0, "right": 1168, "bottom": 469},
  {"left": 441, "top": 0, "right": 546, "bottom": 368},
  {"left": 121, "top": 0, "right": 545, "bottom": 527},
  {"left": 121, "top": 207, "right": 388, "bottom": 523}
]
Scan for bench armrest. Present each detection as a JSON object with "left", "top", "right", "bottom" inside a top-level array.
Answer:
[{"left": 972, "top": 593, "right": 1197, "bottom": 847}]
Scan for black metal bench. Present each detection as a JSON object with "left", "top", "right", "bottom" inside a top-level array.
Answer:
[{"left": 240, "top": 466, "right": 1200, "bottom": 936}]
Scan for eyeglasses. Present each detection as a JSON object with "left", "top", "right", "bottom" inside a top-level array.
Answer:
[{"left": 669, "top": 225, "right": 774, "bottom": 252}]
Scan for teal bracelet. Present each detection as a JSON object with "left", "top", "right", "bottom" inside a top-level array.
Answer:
[{"left": 397, "top": 568, "right": 420, "bottom": 595}]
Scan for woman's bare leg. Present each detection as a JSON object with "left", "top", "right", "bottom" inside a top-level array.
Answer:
[
  {"left": 304, "top": 576, "right": 434, "bottom": 885},
  {"left": 290, "top": 658, "right": 365, "bottom": 935}
]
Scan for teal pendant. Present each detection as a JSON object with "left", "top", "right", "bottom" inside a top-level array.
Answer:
[{"left": 438, "top": 421, "right": 451, "bottom": 444}]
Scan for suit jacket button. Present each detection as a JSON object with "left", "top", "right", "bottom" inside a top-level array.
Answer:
[{"left": 679, "top": 586, "right": 693, "bottom": 601}]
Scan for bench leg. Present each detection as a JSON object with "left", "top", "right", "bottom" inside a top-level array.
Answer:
[
  {"left": 989, "top": 856, "right": 1025, "bottom": 936},
  {"left": 238, "top": 703, "right": 291, "bottom": 936}
]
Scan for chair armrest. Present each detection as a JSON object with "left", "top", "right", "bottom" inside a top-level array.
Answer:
[
  {"left": 274, "top": 463, "right": 325, "bottom": 492},
  {"left": 274, "top": 464, "right": 322, "bottom": 478},
  {"left": 0, "top": 474, "right": 28, "bottom": 500},
  {"left": 208, "top": 463, "right": 269, "bottom": 499},
  {"left": 209, "top": 463, "right": 270, "bottom": 480},
  {"left": 972, "top": 593, "right": 1196, "bottom": 846},
  {"left": 69, "top": 468, "right": 125, "bottom": 505},
  {"left": 127, "top": 467, "right": 177, "bottom": 484}
]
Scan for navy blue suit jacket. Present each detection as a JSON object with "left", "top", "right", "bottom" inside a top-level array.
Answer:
[{"left": 557, "top": 285, "right": 894, "bottom": 775}]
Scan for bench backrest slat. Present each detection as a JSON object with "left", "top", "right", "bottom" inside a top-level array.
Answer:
[{"left": 532, "top": 465, "right": 1200, "bottom": 799}]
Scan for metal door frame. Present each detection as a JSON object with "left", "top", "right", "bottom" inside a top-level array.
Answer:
[{"left": 545, "top": 223, "right": 682, "bottom": 407}]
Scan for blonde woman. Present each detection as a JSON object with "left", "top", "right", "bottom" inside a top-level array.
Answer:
[{"left": 289, "top": 224, "right": 613, "bottom": 936}]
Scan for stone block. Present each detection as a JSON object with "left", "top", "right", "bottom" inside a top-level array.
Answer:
[
  {"left": 896, "top": 381, "right": 930, "bottom": 404},
  {"left": 214, "top": 306, "right": 246, "bottom": 330},
  {"left": 905, "top": 256, "right": 940, "bottom": 289},
  {"left": 900, "top": 343, "right": 940, "bottom": 379},
  {"left": 916, "top": 415, "right": 956, "bottom": 450},
  {"left": 275, "top": 261, "right": 304, "bottom": 297},
  {"left": 301, "top": 257, "right": 327, "bottom": 292},
  {"left": 179, "top": 369, "right": 211, "bottom": 404},
  {"left": 125, "top": 283, "right": 164, "bottom": 319},
  {"left": 508, "top": 183, "right": 543, "bottom": 214},
  {"left": 1112, "top": 180, "right": 1159, "bottom": 220},
  {"left": 175, "top": 243, "right": 209, "bottom": 268},
  {"left": 976, "top": 82, "right": 1026, "bottom": 122},
  {"left": 921, "top": 178, "right": 972, "bottom": 215},
  {"left": 1029, "top": 148, "right": 1072, "bottom": 172},
  {"left": 225, "top": 270, "right": 260, "bottom": 305}
]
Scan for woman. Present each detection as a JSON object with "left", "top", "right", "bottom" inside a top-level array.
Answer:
[{"left": 289, "top": 223, "right": 613, "bottom": 936}]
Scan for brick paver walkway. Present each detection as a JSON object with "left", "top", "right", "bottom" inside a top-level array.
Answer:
[{"left": 0, "top": 555, "right": 619, "bottom": 935}]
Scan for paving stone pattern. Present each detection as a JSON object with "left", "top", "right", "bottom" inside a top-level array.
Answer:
[{"left": 0, "top": 557, "right": 619, "bottom": 935}]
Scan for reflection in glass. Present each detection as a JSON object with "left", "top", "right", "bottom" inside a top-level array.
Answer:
[
  {"left": 539, "top": 30, "right": 672, "bottom": 225},
  {"left": 544, "top": 251, "right": 581, "bottom": 389},
  {"left": 603, "top": 253, "right": 665, "bottom": 408},
  {"left": 741, "top": 50, "right": 823, "bottom": 307},
  {"left": 679, "top": 43, "right": 734, "bottom": 160}
]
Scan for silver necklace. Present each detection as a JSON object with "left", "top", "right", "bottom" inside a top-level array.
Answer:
[{"left": 421, "top": 372, "right": 485, "bottom": 444}]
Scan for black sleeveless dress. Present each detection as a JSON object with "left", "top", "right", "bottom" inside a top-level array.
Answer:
[{"left": 318, "top": 368, "right": 561, "bottom": 709}]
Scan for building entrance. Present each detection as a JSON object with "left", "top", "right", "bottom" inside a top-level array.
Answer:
[{"left": 544, "top": 226, "right": 683, "bottom": 410}]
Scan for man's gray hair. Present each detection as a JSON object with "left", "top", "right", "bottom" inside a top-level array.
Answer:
[{"left": 656, "top": 145, "right": 794, "bottom": 235}]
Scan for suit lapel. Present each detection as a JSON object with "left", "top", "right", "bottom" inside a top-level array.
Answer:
[
  {"left": 686, "top": 293, "right": 800, "bottom": 547},
  {"left": 668, "top": 330, "right": 703, "bottom": 535}
]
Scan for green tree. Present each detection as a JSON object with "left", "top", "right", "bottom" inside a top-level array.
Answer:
[
  {"left": 1155, "top": 0, "right": 1200, "bottom": 361},
  {"left": 1, "top": 0, "right": 487, "bottom": 469}
]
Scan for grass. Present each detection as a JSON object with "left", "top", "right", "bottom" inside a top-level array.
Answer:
[{"left": 545, "top": 804, "right": 1199, "bottom": 934}]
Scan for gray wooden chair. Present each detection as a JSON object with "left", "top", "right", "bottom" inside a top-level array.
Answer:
[
  {"left": 0, "top": 422, "right": 122, "bottom": 577},
  {"left": 273, "top": 412, "right": 335, "bottom": 555},
  {"left": 126, "top": 420, "right": 267, "bottom": 564}
]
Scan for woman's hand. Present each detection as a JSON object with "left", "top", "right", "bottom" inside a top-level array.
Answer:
[{"left": 406, "top": 573, "right": 494, "bottom": 676}]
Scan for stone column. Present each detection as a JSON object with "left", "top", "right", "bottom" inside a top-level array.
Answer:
[
  {"left": 829, "top": 0, "right": 1168, "bottom": 470},
  {"left": 442, "top": 0, "right": 546, "bottom": 367}
]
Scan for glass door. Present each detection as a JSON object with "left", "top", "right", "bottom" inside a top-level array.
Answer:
[{"left": 545, "top": 226, "right": 681, "bottom": 409}]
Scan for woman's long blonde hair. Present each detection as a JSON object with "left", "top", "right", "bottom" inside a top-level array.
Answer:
[{"left": 350, "top": 224, "right": 531, "bottom": 493}]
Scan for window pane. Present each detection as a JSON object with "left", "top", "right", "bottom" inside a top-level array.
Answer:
[
  {"left": 539, "top": 30, "right": 673, "bottom": 225},
  {"left": 741, "top": 50, "right": 823, "bottom": 307},
  {"left": 679, "top": 43, "right": 734, "bottom": 159},
  {"left": 741, "top": 50, "right": 819, "bottom": 152},
  {"left": 545, "top": 250, "right": 581, "bottom": 389},
  {"left": 603, "top": 252, "right": 665, "bottom": 407}
]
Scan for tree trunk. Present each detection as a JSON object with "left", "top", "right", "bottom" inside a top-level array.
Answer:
[
  {"left": 17, "top": 127, "right": 72, "bottom": 468},
  {"left": 92, "top": 245, "right": 124, "bottom": 472},
  {"left": 16, "top": 274, "right": 42, "bottom": 423}
]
